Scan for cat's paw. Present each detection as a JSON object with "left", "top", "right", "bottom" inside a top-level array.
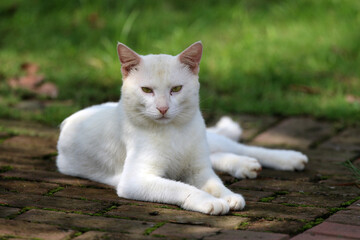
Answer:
[
  {"left": 222, "top": 193, "right": 246, "bottom": 210},
  {"left": 232, "top": 156, "right": 262, "bottom": 179},
  {"left": 182, "top": 192, "right": 229, "bottom": 215},
  {"left": 265, "top": 150, "right": 308, "bottom": 171}
]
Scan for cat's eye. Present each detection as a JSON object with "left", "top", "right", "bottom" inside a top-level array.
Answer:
[
  {"left": 171, "top": 85, "right": 182, "bottom": 94},
  {"left": 141, "top": 87, "right": 153, "bottom": 94}
]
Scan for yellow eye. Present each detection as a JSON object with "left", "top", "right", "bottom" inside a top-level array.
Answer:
[
  {"left": 141, "top": 87, "right": 153, "bottom": 93},
  {"left": 171, "top": 85, "right": 182, "bottom": 93}
]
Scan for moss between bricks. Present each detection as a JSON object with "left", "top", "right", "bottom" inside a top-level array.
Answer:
[
  {"left": 38, "top": 152, "right": 58, "bottom": 161},
  {"left": 96, "top": 204, "right": 120, "bottom": 215},
  {"left": 236, "top": 221, "right": 250, "bottom": 230},
  {"left": 340, "top": 196, "right": 360, "bottom": 207},
  {"left": 154, "top": 205, "right": 181, "bottom": 210},
  {"left": 281, "top": 203, "right": 318, "bottom": 208},
  {"left": 301, "top": 217, "right": 324, "bottom": 231},
  {"left": 0, "top": 166, "right": 13, "bottom": 173},
  {"left": 153, "top": 234, "right": 166, "bottom": 238},
  {"left": 73, "top": 232, "right": 82, "bottom": 237},
  {"left": 0, "top": 235, "right": 24, "bottom": 240},
  {"left": 258, "top": 191, "right": 289, "bottom": 203},
  {"left": 44, "top": 187, "right": 64, "bottom": 196},
  {"left": 6, "top": 206, "right": 35, "bottom": 220},
  {"left": 143, "top": 222, "right": 166, "bottom": 236},
  {"left": 295, "top": 196, "right": 360, "bottom": 234},
  {"left": 259, "top": 196, "right": 275, "bottom": 202}
]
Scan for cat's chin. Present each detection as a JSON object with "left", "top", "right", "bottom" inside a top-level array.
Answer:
[{"left": 154, "top": 116, "right": 173, "bottom": 124}]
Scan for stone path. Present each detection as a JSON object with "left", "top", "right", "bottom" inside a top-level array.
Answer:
[{"left": 0, "top": 116, "right": 359, "bottom": 239}]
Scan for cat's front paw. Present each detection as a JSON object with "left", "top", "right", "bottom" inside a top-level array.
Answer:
[
  {"left": 182, "top": 192, "right": 229, "bottom": 215},
  {"left": 222, "top": 193, "right": 246, "bottom": 210},
  {"left": 267, "top": 150, "right": 308, "bottom": 171}
]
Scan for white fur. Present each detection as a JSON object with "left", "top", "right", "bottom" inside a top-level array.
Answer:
[
  {"left": 57, "top": 43, "right": 245, "bottom": 215},
  {"left": 207, "top": 116, "right": 242, "bottom": 141},
  {"left": 207, "top": 118, "right": 308, "bottom": 173},
  {"left": 57, "top": 42, "right": 308, "bottom": 215}
]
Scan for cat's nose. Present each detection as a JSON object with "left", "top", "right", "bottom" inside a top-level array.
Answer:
[{"left": 157, "top": 106, "right": 169, "bottom": 115}]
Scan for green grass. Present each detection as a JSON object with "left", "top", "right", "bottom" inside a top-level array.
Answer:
[
  {"left": 143, "top": 222, "right": 166, "bottom": 236},
  {"left": 343, "top": 160, "right": 360, "bottom": 183},
  {"left": 0, "top": 0, "right": 360, "bottom": 125}
]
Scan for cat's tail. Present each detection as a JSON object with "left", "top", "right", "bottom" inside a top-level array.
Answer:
[{"left": 207, "top": 116, "right": 242, "bottom": 142}]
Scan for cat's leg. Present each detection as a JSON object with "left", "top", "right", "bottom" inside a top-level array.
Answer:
[
  {"left": 210, "top": 152, "right": 262, "bottom": 179},
  {"left": 117, "top": 158, "right": 230, "bottom": 215},
  {"left": 207, "top": 131, "right": 308, "bottom": 171},
  {"left": 187, "top": 166, "right": 246, "bottom": 211}
]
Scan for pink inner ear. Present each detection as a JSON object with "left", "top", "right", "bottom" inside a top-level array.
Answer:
[
  {"left": 117, "top": 43, "right": 141, "bottom": 78},
  {"left": 179, "top": 42, "right": 203, "bottom": 74}
]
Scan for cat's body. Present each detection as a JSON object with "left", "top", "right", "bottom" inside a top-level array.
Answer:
[{"left": 57, "top": 42, "right": 308, "bottom": 215}]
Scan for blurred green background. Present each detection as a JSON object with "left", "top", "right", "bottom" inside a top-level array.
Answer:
[{"left": 0, "top": 0, "right": 360, "bottom": 126}]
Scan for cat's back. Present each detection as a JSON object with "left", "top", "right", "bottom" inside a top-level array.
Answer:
[
  {"left": 60, "top": 102, "right": 118, "bottom": 130},
  {"left": 58, "top": 102, "right": 122, "bottom": 149}
]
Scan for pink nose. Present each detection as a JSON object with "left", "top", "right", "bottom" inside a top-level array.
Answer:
[{"left": 157, "top": 106, "right": 169, "bottom": 115}]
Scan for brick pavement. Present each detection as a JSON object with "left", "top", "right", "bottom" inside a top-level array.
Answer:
[{"left": 0, "top": 116, "right": 359, "bottom": 239}]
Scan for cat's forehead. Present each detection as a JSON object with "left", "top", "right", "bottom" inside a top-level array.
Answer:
[
  {"left": 141, "top": 54, "right": 177, "bottom": 69},
  {"left": 139, "top": 54, "right": 182, "bottom": 84}
]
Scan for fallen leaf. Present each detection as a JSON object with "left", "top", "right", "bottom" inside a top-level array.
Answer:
[
  {"left": 87, "top": 12, "right": 105, "bottom": 29},
  {"left": 7, "top": 62, "right": 58, "bottom": 99},
  {"left": 35, "top": 82, "right": 58, "bottom": 98},
  {"left": 289, "top": 84, "right": 321, "bottom": 95},
  {"left": 346, "top": 95, "right": 360, "bottom": 104}
]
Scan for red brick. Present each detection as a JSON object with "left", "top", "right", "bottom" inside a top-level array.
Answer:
[
  {"left": 204, "top": 230, "right": 289, "bottom": 240},
  {"left": 308, "top": 222, "right": 360, "bottom": 239},
  {"left": 326, "top": 210, "right": 360, "bottom": 226},
  {"left": 349, "top": 200, "right": 360, "bottom": 210},
  {"left": 319, "top": 128, "right": 360, "bottom": 152},
  {"left": 0, "top": 218, "right": 74, "bottom": 239},
  {"left": 0, "top": 192, "right": 110, "bottom": 213},
  {"left": 291, "top": 232, "right": 352, "bottom": 240},
  {"left": 0, "top": 158, "right": 57, "bottom": 171},
  {"left": 54, "top": 186, "right": 118, "bottom": 202},
  {"left": 0, "top": 179, "right": 59, "bottom": 195},
  {"left": 0, "top": 169, "right": 111, "bottom": 188},
  {"left": 16, "top": 209, "right": 156, "bottom": 235},
  {"left": 1, "top": 135, "right": 57, "bottom": 157},
  {"left": 0, "top": 206, "right": 20, "bottom": 218},
  {"left": 232, "top": 189, "right": 274, "bottom": 202},
  {"left": 230, "top": 178, "right": 360, "bottom": 197},
  {"left": 251, "top": 118, "right": 334, "bottom": 149},
  {"left": 106, "top": 204, "right": 249, "bottom": 229},
  {"left": 73, "top": 231, "right": 112, "bottom": 240},
  {"left": 302, "top": 149, "right": 357, "bottom": 163},
  {"left": 151, "top": 223, "right": 220, "bottom": 239},
  {"left": 235, "top": 202, "right": 327, "bottom": 221},
  {"left": 272, "top": 192, "right": 351, "bottom": 208},
  {"left": 53, "top": 185, "right": 181, "bottom": 207},
  {"left": 247, "top": 218, "right": 305, "bottom": 235},
  {"left": 234, "top": 115, "right": 279, "bottom": 142},
  {"left": 73, "top": 231, "right": 160, "bottom": 240}
]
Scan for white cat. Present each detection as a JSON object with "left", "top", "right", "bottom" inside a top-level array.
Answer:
[{"left": 57, "top": 42, "right": 308, "bottom": 215}]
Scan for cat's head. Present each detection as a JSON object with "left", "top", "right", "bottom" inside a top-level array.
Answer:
[{"left": 117, "top": 42, "right": 203, "bottom": 126}]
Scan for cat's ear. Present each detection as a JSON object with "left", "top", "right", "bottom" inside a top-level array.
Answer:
[
  {"left": 178, "top": 41, "right": 203, "bottom": 74},
  {"left": 117, "top": 42, "right": 141, "bottom": 78}
]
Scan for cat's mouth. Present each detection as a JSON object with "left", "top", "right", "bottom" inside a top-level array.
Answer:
[
  {"left": 156, "top": 116, "right": 171, "bottom": 123},
  {"left": 157, "top": 116, "right": 169, "bottom": 120}
]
